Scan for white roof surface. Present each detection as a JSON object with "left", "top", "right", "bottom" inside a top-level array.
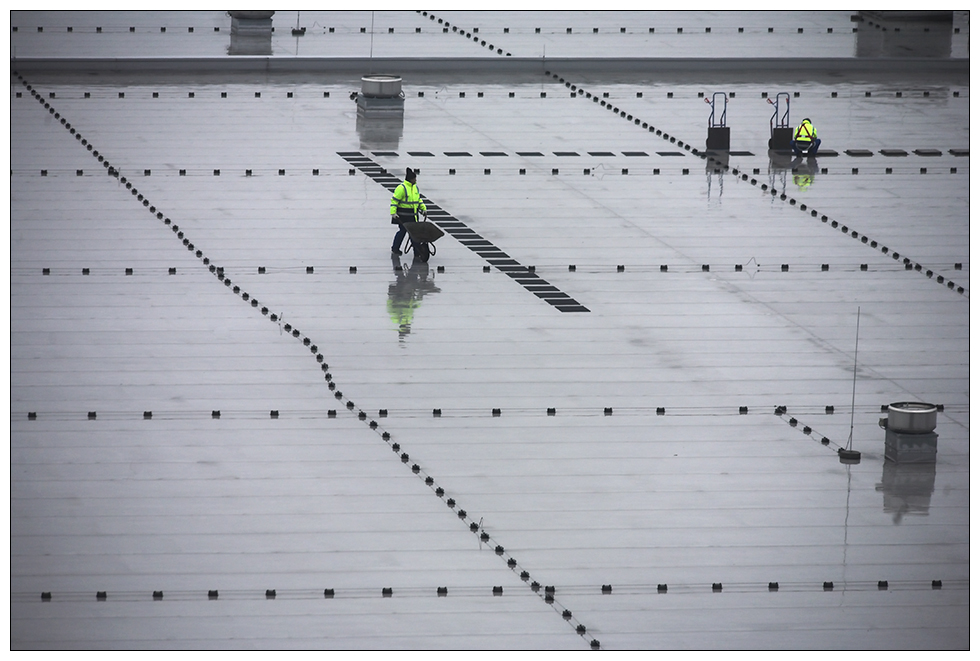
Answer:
[{"left": 9, "top": 10, "right": 971, "bottom": 650}]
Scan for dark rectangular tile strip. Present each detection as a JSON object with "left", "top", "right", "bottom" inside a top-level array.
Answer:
[{"left": 339, "top": 152, "right": 589, "bottom": 313}]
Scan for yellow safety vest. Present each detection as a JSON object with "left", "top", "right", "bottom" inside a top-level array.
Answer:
[
  {"left": 390, "top": 181, "right": 427, "bottom": 220},
  {"left": 794, "top": 121, "right": 816, "bottom": 143}
]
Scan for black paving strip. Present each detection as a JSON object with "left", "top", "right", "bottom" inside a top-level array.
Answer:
[
  {"left": 331, "top": 148, "right": 960, "bottom": 162},
  {"left": 339, "top": 151, "right": 590, "bottom": 313}
]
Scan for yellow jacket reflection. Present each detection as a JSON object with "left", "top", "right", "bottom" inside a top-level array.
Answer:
[
  {"left": 794, "top": 173, "right": 813, "bottom": 191},
  {"left": 388, "top": 259, "right": 440, "bottom": 341}
]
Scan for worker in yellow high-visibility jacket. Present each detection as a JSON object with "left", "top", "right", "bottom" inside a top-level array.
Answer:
[
  {"left": 390, "top": 168, "right": 427, "bottom": 255},
  {"left": 792, "top": 118, "right": 821, "bottom": 157}
]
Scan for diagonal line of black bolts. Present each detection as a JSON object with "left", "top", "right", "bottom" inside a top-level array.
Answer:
[
  {"left": 530, "top": 67, "right": 968, "bottom": 299},
  {"left": 14, "top": 69, "right": 601, "bottom": 651},
  {"left": 772, "top": 405, "right": 841, "bottom": 452},
  {"left": 418, "top": 10, "right": 513, "bottom": 58},
  {"left": 20, "top": 65, "right": 967, "bottom": 303}
]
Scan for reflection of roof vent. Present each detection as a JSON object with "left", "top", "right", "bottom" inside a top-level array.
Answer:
[{"left": 361, "top": 75, "right": 402, "bottom": 98}]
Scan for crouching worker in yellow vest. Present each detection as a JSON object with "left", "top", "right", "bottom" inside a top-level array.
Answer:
[
  {"left": 390, "top": 168, "right": 427, "bottom": 255},
  {"left": 792, "top": 118, "right": 821, "bottom": 157}
]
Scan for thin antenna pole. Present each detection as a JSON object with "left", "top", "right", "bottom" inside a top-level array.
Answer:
[
  {"left": 370, "top": 11, "right": 375, "bottom": 64},
  {"left": 847, "top": 307, "right": 861, "bottom": 450}
]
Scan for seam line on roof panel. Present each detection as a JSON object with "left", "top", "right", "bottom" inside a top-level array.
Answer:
[
  {"left": 338, "top": 152, "right": 591, "bottom": 313},
  {"left": 13, "top": 68, "right": 599, "bottom": 650}
]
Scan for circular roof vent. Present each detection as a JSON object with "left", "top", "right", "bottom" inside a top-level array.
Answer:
[
  {"left": 886, "top": 402, "right": 937, "bottom": 434},
  {"left": 361, "top": 75, "right": 403, "bottom": 98}
]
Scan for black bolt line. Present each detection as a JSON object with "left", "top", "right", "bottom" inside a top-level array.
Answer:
[
  {"left": 532, "top": 68, "right": 968, "bottom": 298},
  {"left": 23, "top": 577, "right": 957, "bottom": 605},
  {"left": 14, "top": 70, "right": 600, "bottom": 650},
  {"left": 378, "top": 12, "right": 969, "bottom": 298}
]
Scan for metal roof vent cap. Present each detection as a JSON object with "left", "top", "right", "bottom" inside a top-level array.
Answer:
[
  {"left": 884, "top": 402, "right": 937, "bottom": 433},
  {"left": 361, "top": 75, "right": 403, "bottom": 98}
]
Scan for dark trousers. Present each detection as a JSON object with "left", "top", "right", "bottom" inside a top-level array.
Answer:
[
  {"left": 392, "top": 214, "right": 416, "bottom": 252},
  {"left": 793, "top": 138, "right": 821, "bottom": 156}
]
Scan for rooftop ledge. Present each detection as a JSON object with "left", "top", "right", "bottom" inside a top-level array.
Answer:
[{"left": 10, "top": 56, "right": 970, "bottom": 76}]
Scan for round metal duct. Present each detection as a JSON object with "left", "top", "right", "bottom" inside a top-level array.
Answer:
[
  {"left": 361, "top": 75, "right": 403, "bottom": 98},
  {"left": 886, "top": 402, "right": 937, "bottom": 433}
]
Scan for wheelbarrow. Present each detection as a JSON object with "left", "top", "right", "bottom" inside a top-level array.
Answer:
[{"left": 401, "top": 218, "right": 444, "bottom": 263}]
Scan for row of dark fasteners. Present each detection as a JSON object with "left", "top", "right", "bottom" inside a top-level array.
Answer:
[
  {"left": 16, "top": 25, "right": 222, "bottom": 33},
  {"left": 16, "top": 67, "right": 601, "bottom": 648},
  {"left": 31, "top": 165, "right": 966, "bottom": 176},
  {"left": 32, "top": 262, "right": 967, "bottom": 276},
  {"left": 418, "top": 13, "right": 865, "bottom": 35},
  {"left": 541, "top": 69, "right": 968, "bottom": 298},
  {"left": 17, "top": 25, "right": 493, "bottom": 34},
  {"left": 19, "top": 87, "right": 963, "bottom": 99},
  {"left": 26, "top": 17, "right": 958, "bottom": 36},
  {"left": 23, "top": 64, "right": 594, "bottom": 644},
  {"left": 29, "top": 404, "right": 940, "bottom": 420},
  {"left": 15, "top": 25, "right": 463, "bottom": 34},
  {"left": 39, "top": 579, "right": 947, "bottom": 601},
  {"left": 30, "top": 262, "right": 965, "bottom": 276},
  {"left": 16, "top": 78, "right": 585, "bottom": 655}
]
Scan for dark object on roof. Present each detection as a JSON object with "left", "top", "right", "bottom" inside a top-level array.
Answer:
[{"left": 404, "top": 221, "right": 445, "bottom": 244}]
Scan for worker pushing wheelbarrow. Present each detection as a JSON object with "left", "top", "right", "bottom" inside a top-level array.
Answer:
[{"left": 390, "top": 167, "right": 444, "bottom": 263}]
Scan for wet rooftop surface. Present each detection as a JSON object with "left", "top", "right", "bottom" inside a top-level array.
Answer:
[
  {"left": 9, "top": 10, "right": 971, "bottom": 650},
  {"left": 9, "top": 10, "right": 971, "bottom": 60}
]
